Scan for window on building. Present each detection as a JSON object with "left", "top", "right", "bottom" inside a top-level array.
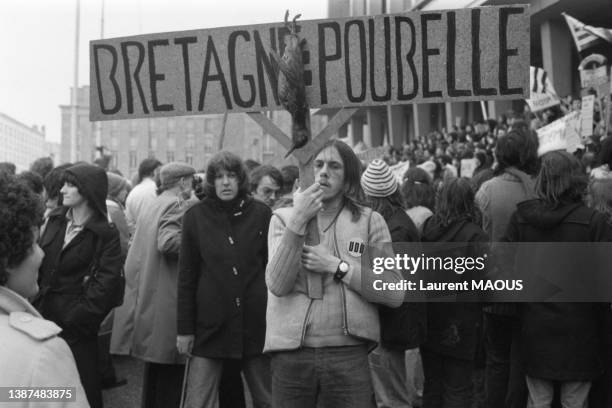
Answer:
[
  {"left": 186, "top": 133, "right": 195, "bottom": 149},
  {"left": 129, "top": 151, "right": 137, "bottom": 168},
  {"left": 167, "top": 151, "right": 175, "bottom": 162},
  {"left": 185, "top": 151, "right": 193, "bottom": 165},
  {"left": 151, "top": 136, "right": 157, "bottom": 151},
  {"left": 111, "top": 136, "right": 118, "bottom": 148},
  {"left": 168, "top": 137, "right": 176, "bottom": 149},
  {"left": 186, "top": 118, "right": 195, "bottom": 131},
  {"left": 204, "top": 134, "right": 214, "bottom": 154},
  {"left": 168, "top": 118, "right": 176, "bottom": 132},
  {"left": 204, "top": 118, "right": 217, "bottom": 134},
  {"left": 130, "top": 136, "right": 138, "bottom": 149}
]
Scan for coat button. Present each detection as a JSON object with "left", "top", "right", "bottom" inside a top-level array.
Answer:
[
  {"left": 235, "top": 297, "right": 241, "bottom": 307},
  {"left": 232, "top": 267, "right": 238, "bottom": 276}
]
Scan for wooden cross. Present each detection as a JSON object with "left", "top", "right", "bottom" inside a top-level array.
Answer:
[{"left": 246, "top": 108, "right": 359, "bottom": 298}]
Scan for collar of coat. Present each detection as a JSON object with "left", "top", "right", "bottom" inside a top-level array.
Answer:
[
  {"left": 47, "top": 206, "right": 115, "bottom": 239},
  {"left": 207, "top": 193, "right": 253, "bottom": 216},
  {"left": 0, "top": 286, "right": 41, "bottom": 317}
]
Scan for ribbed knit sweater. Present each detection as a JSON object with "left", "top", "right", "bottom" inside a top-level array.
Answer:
[{"left": 265, "top": 204, "right": 404, "bottom": 351}]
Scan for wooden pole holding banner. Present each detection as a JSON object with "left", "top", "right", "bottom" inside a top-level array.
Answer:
[
  {"left": 480, "top": 101, "right": 488, "bottom": 121},
  {"left": 217, "top": 111, "right": 229, "bottom": 151},
  {"left": 247, "top": 107, "right": 359, "bottom": 298}
]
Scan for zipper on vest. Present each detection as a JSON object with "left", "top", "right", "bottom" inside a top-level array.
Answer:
[
  {"left": 340, "top": 284, "right": 349, "bottom": 336},
  {"left": 300, "top": 299, "right": 314, "bottom": 344}
]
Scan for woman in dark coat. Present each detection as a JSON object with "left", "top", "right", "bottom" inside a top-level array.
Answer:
[
  {"left": 420, "top": 177, "right": 488, "bottom": 408},
  {"left": 36, "top": 163, "right": 123, "bottom": 408},
  {"left": 504, "top": 151, "right": 612, "bottom": 407},
  {"left": 177, "top": 151, "right": 272, "bottom": 408}
]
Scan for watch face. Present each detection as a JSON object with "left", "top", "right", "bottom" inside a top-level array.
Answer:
[{"left": 339, "top": 261, "right": 349, "bottom": 273}]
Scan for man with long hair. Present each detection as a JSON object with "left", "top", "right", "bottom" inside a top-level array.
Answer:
[
  {"left": 504, "top": 151, "right": 612, "bottom": 407},
  {"left": 421, "top": 178, "right": 488, "bottom": 407},
  {"left": 475, "top": 127, "right": 539, "bottom": 408},
  {"left": 265, "top": 140, "right": 404, "bottom": 407}
]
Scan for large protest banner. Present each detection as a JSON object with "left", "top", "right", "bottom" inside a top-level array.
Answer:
[{"left": 90, "top": 6, "right": 530, "bottom": 121}]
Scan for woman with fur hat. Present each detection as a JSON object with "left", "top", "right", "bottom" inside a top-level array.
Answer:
[{"left": 35, "top": 163, "right": 123, "bottom": 408}]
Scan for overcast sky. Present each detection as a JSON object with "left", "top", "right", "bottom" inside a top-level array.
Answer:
[{"left": 0, "top": 0, "right": 328, "bottom": 143}]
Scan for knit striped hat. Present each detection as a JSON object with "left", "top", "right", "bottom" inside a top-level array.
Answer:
[{"left": 360, "top": 159, "right": 398, "bottom": 197}]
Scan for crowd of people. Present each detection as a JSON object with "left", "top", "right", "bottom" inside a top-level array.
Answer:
[{"left": 1, "top": 108, "right": 612, "bottom": 408}]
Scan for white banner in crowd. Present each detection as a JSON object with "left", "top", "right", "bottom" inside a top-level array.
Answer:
[
  {"left": 460, "top": 158, "right": 478, "bottom": 178},
  {"left": 389, "top": 160, "right": 411, "bottom": 184},
  {"left": 356, "top": 146, "right": 388, "bottom": 164},
  {"left": 537, "top": 111, "right": 582, "bottom": 156},
  {"left": 525, "top": 66, "right": 560, "bottom": 112},
  {"left": 580, "top": 95, "right": 595, "bottom": 139}
]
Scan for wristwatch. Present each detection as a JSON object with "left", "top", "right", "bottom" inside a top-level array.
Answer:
[{"left": 334, "top": 260, "right": 350, "bottom": 282}]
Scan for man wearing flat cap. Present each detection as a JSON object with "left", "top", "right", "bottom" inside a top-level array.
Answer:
[{"left": 111, "top": 162, "right": 197, "bottom": 408}]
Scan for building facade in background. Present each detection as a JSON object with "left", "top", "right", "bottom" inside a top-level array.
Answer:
[
  {"left": 60, "top": 86, "right": 328, "bottom": 179},
  {"left": 329, "top": 0, "right": 612, "bottom": 148},
  {"left": 0, "top": 112, "right": 59, "bottom": 172}
]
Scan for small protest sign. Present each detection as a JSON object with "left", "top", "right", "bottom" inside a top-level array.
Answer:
[
  {"left": 90, "top": 6, "right": 530, "bottom": 121},
  {"left": 525, "top": 66, "right": 560, "bottom": 112},
  {"left": 389, "top": 160, "right": 411, "bottom": 184},
  {"left": 580, "top": 95, "right": 595, "bottom": 138},
  {"left": 537, "top": 111, "right": 582, "bottom": 156},
  {"left": 356, "top": 146, "right": 388, "bottom": 164}
]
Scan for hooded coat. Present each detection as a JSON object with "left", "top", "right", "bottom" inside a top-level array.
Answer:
[
  {"left": 505, "top": 199, "right": 612, "bottom": 381},
  {"left": 421, "top": 217, "right": 488, "bottom": 360},
  {"left": 36, "top": 164, "right": 122, "bottom": 344}
]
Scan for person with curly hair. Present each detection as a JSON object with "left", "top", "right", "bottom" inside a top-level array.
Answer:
[
  {"left": 177, "top": 152, "right": 272, "bottom": 408},
  {"left": 0, "top": 173, "right": 89, "bottom": 406}
]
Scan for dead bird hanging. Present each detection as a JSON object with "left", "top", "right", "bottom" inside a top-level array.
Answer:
[{"left": 270, "top": 11, "right": 310, "bottom": 158}]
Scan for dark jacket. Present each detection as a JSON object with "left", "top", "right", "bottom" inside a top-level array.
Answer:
[
  {"left": 177, "top": 195, "right": 271, "bottom": 359},
  {"left": 37, "top": 207, "right": 122, "bottom": 344},
  {"left": 421, "top": 217, "right": 488, "bottom": 360},
  {"left": 505, "top": 199, "right": 611, "bottom": 381},
  {"left": 379, "top": 207, "right": 426, "bottom": 350}
]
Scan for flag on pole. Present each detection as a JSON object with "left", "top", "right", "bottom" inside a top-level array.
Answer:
[
  {"left": 530, "top": 66, "right": 555, "bottom": 94},
  {"left": 526, "top": 66, "right": 560, "bottom": 112},
  {"left": 562, "top": 13, "right": 612, "bottom": 52}
]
